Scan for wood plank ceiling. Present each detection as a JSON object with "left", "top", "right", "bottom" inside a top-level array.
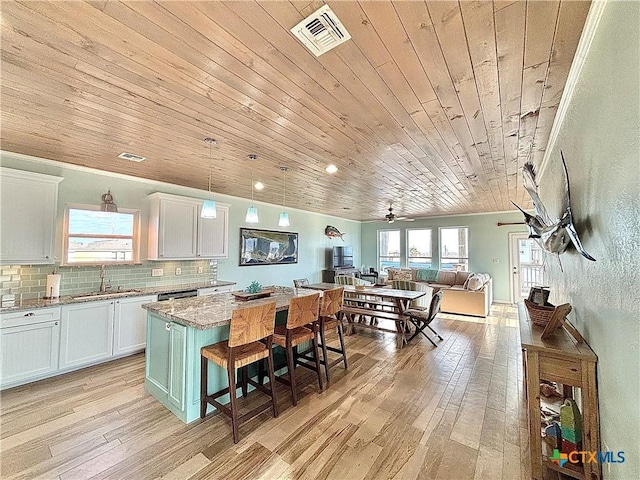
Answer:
[{"left": 0, "top": 1, "right": 591, "bottom": 221}]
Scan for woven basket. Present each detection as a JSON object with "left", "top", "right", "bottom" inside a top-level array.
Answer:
[{"left": 524, "top": 299, "right": 557, "bottom": 327}]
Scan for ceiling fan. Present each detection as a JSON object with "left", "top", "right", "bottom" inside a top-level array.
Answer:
[{"left": 384, "top": 203, "right": 414, "bottom": 223}]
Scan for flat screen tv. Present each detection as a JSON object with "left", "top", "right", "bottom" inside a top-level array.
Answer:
[{"left": 333, "top": 246, "right": 354, "bottom": 268}]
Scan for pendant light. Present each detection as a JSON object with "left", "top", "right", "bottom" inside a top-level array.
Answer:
[
  {"left": 245, "top": 154, "right": 259, "bottom": 223},
  {"left": 201, "top": 137, "right": 217, "bottom": 219},
  {"left": 278, "top": 166, "right": 290, "bottom": 227}
]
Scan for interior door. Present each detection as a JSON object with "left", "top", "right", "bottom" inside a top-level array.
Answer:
[{"left": 509, "top": 233, "right": 546, "bottom": 304}]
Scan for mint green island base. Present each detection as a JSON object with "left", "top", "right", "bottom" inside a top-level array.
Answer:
[
  {"left": 144, "top": 311, "right": 227, "bottom": 423},
  {"left": 144, "top": 308, "right": 289, "bottom": 424}
]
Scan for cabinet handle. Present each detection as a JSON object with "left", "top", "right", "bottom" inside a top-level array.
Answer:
[
  {"left": 45, "top": 255, "right": 50, "bottom": 259},
  {"left": 55, "top": 322, "right": 58, "bottom": 326},
  {"left": 24, "top": 312, "right": 35, "bottom": 317},
  {"left": 165, "top": 322, "right": 172, "bottom": 331}
]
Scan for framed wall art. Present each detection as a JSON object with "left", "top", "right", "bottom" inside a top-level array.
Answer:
[{"left": 239, "top": 228, "right": 298, "bottom": 266}]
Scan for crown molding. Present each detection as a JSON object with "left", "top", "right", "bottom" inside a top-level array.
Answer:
[{"left": 537, "top": 0, "right": 609, "bottom": 178}]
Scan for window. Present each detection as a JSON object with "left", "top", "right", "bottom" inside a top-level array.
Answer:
[
  {"left": 378, "top": 230, "right": 400, "bottom": 273},
  {"left": 63, "top": 205, "right": 140, "bottom": 265},
  {"left": 407, "top": 229, "right": 432, "bottom": 268},
  {"left": 439, "top": 227, "right": 469, "bottom": 271}
]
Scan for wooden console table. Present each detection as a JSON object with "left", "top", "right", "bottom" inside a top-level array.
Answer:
[{"left": 518, "top": 303, "right": 600, "bottom": 480}]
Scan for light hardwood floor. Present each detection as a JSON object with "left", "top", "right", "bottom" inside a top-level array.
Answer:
[{"left": 1, "top": 304, "right": 531, "bottom": 479}]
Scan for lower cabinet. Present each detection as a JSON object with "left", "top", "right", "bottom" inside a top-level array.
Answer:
[
  {"left": 60, "top": 295, "right": 157, "bottom": 369},
  {"left": 114, "top": 295, "right": 157, "bottom": 355},
  {"left": 0, "top": 306, "right": 61, "bottom": 388},
  {"left": 60, "top": 300, "right": 115, "bottom": 369},
  {"left": 0, "top": 295, "right": 158, "bottom": 389},
  {"left": 146, "top": 314, "right": 187, "bottom": 412}
]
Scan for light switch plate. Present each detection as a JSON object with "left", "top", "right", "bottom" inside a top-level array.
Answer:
[
  {"left": 151, "top": 268, "right": 163, "bottom": 277},
  {"left": 175, "top": 267, "right": 182, "bottom": 275},
  {"left": 197, "top": 266, "right": 203, "bottom": 274}
]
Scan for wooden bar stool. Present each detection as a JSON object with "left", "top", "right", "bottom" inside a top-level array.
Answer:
[
  {"left": 273, "top": 292, "right": 323, "bottom": 406},
  {"left": 317, "top": 286, "right": 347, "bottom": 383},
  {"left": 200, "top": 301, "right": 278, "bottom": 443}
]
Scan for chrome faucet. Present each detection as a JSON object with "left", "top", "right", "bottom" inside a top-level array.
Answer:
[{"left": 99, "top": 265, "right": 111, "bottom": 293}]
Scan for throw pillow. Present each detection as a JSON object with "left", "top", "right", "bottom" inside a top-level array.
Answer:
[
  {"left": 466, "top": 275, "right": 483, "bottom": 291},
  {"left": 416, "top": 269, "right": 439, "bottom": 282},
  {"left": 395, "top": 270, "right": 413, "bottom": 281}
]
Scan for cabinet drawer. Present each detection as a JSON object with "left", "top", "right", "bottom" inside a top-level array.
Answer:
[
  {"left": 539, "top": 354, "right": 582, "bottom": 385},
  {"left": 1, "top": 307, "right": 61, "bottom": 328},
  {"left": 197, "top": 285, "right": 232, "bottom": 296}
]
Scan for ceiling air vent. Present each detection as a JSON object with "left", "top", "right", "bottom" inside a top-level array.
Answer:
[
  {"left": 290, "top": 5, "right": 351, "bottom": 57},
  {"left": 118, "top": 152, "right": 146, "bottom": 162}
]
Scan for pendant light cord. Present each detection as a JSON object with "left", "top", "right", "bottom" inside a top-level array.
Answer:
[
  {"left": 208, "top": 142, "right": 212, "bottom": 193},
  {"left": 281, "top": 166, "right": 288, "bottom": 210}
]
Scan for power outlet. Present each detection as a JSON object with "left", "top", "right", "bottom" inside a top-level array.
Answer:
[
  {"left": 175, "top": 267, "right": 182, "bottom": 276},
  {"left": 197, "top": 266, "right": 204, "bottom": 274},
  {"left": 492, "top": 258, "right": 500, "bottom": 264},
  {"left": 151, "top": 268, "right": 164, "bottom": 277}
]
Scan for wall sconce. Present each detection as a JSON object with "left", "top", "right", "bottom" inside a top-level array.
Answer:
[
  {"left": 101, "top": 189, "right": 118, "bottom": 212},
  {"left": 245, "top": 154, "right": 259, "bottom": 224},
  {"left": 201, "top": 137, "right": 217, "bottom": 219},
  {"left": 278, "top": 166, "right": 290, "bottom": 227}
]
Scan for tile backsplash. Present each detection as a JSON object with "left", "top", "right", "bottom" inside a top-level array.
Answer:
[{"left": 0, "top": 259, "right": 219, "bottom": 303}]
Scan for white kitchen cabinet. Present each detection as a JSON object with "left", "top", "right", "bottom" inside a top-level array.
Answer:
[
  {"left": 113, "top": 295, "right": 157, "bottom": 356},
  {"left": 0, "top": 168, "right": 62, "bottom": 265},
  {"left": 148, "top": 193, "right": 198, "bottom": 260},
  {"left": 148, "top": 192, "right": 229, "bottom": 260},
  {"left": 0, "top": 307, "right": 61, "bottom": 388},
  {"left": 60, "top": 300, "right": 114, "bottom": 369},
  {"left": 197, "top": 203, "right": 229, "bottom": 258},
  {"left": 61, "top": 295, "right": 157, "bottom": 370},
  {"left": 197, "top": 285, "right": 233, "bottom": 296}
]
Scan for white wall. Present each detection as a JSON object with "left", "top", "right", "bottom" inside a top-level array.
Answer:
[{"left": 537, "top": 1, "right": 639, "bottom": 477}]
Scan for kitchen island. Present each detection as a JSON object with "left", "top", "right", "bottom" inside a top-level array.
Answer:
[{"left": 142, "top": 286, "right": 313, "bottom": 423}]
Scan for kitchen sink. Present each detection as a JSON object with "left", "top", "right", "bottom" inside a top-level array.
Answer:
[{"left": 72, "top": 289, "right": 141, "bottom": 300}]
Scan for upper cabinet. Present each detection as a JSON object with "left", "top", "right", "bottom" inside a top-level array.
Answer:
[
  {"left": 197, "top": 202, "right": 228, "bottom": 258},
  {"left": 0, "top": 168, "right": 62, "bottom": 265},
  {"left": 147, "top": 193, "right": 229, "bottom": 260}
]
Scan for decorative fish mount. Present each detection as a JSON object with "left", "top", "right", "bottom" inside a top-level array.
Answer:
[
  {"left": 325, "top": 225, "right": 345, "bottom": 241},
  {"left": 512, "top": 151, "right": 595, "bottom": 267}
]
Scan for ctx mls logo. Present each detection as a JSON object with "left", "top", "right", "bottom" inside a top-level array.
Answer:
[
  {"left": 550, "top": 449, "right": 626, "bottom": 466},
  {"left": 550, "top": 449, "right": 568, "bottom": 467}
]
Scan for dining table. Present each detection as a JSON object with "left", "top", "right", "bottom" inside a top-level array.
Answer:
[{"left": 304, "top": 283, "right": 426, "bottom": 348}]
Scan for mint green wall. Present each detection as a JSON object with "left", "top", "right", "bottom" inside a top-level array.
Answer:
[
  {"left": 0, "top": 153, "right": 360, "bottom": 297},
  {"left": 536, "top": 2, "right": 639, "bottom": 478},
  {"left": 361, "top": 211, "right": 528, "bottom": 303}
]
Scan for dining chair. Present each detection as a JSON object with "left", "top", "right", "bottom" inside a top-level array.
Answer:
[
  {"left": 200, "top": 301, "right": 278, "bottom": 443},
  {"left": 317, "top": 286, "right": 347, "bottom": 383},
  {"left": 273, "top": 292, "right": 323, "bottom": 405},
  {"left": 293, "top": 278, "right": 310, "bottom": 288},
  {"left": 404, "top": 290, "right": 443, "bottom": 346}
]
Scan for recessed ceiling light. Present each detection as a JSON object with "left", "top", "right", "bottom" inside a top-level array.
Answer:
[
  {"left": 118, "top": 152, "right": 146, "bottom": 162},
  {"left": 254, "top": 181, "right": 264, "bottom": 190},
  {"left": 325, "top": 164, "right": 338, "bottom": 174}
]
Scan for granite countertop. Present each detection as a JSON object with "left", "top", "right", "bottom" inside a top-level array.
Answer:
[
  {"left": 0, "top": 280, "right": 236, "bottom": 313},
  {"left": 143, "top": 286, "right": 319, "bottom": 330}
]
